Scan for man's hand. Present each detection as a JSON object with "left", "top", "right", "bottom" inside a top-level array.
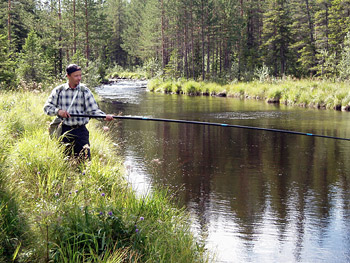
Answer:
[
  {"left": 105, "top": 114, "right": 114, "bottom": 121},
  {"left": 58, "top": 109, "right": 71, "bottom": 118}
]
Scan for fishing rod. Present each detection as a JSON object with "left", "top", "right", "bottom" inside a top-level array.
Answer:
[{"left": 69, "top": 114, "right": 350, "bottom": 141}]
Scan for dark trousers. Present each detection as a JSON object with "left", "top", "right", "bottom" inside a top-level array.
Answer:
[{"left": 61, "top": 124, "right": 91, "bottom": 160}]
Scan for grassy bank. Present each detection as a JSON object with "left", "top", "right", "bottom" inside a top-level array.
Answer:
[
  {"left": 0, "top": 90, "right": 209, "bottom": 262},
  {"left": 147, "top": 78, "right": 350, "bottom": 111}
]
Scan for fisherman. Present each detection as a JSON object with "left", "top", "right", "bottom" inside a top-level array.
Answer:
[{"left": 43, "top": 64, "right": 113, "bottom": 160}]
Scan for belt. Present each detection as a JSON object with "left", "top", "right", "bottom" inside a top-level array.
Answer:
[{"left": 63, "top": 124, "right": 85, "bottom": 129}]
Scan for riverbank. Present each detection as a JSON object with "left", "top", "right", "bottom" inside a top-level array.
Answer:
[
  {"left": 147, "top": 78, "right": 350, "bottom": 111},
  {"left": 0, "top": 90, "right": 209, "bottom": 262}
]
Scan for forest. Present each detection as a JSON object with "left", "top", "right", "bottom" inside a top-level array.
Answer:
[{"left": 1, "top": 0, "right": 350, "bottom": 88}]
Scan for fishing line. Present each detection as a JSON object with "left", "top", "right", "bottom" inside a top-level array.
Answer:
[{"left": 69, "top": 114, "right": 350, "bottom": 141}]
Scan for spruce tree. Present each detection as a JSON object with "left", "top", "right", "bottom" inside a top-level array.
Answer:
[
  {"left": 0, "top": 34, "right": 16, "bottom": 88},
  {"left": 261, "top": 0, "right": 293, "bottom": 76},
  {"left": 0, "top": 0, "right": 35, "bottom": 52},
  {"left": 104, "top": 0, "right": 128, "bottom": 66},
  {"left": 121, "top": 0, "right": 146, "bottom": 64},
  {"left": 138, "top": 0, "right": 162, "bottom": 62},
  {"left": 338, "top": 32, "right": 350, "bottom": 80},
  {"left": 16, "top": 31, "right": 50, "bottom": 83},
  {"left": 290, "top": 0, "right": 317, "bottom": 76},
  {"left": 328, "top": 0, "right": 350, "bottom": 60}
]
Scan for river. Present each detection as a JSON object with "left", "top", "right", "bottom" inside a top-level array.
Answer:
[{"left": 96, "top": 80, "right": 350, "bottom": 263}]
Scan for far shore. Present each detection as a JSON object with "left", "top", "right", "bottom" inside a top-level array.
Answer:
[{"left": 146, "top": 78, "right": 350, "bottom": 112}]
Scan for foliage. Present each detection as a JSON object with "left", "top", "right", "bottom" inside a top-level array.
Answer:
[{"left": 3, "top": 0, "right": 350, "bottom": 85}]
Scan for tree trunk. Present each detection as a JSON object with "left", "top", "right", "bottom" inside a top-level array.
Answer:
[
  {"left": 219, "top": 38, "right": 222, "bottom": 75},
  {"left": 85, "top": 0, "right": 89, "bottom": 66},
  {"left": 238, "top": 0, "right": 244, "bottom": 78},
  {"left": 201, "top": 0, "right": 205, "bottom": 81},
  {"left": 214, "top": 36, "right": 218, "bottom": 77},
  {"left": 58, "top": 0, "right": 63, "bottom": 75},
  {"left": 305, "top": 0, "right": 315, "bottom": 46},
  {"left": 325, "top": 3, "right": 329, "bottom": 51},
  {"left": 190, "top": 3, "right": 195, "bottom": 79},
  {"left": 206, "top": 34, "right": 210, "bottom": 76},
  {"left": 8, "top": 0, "right": 11, "bottom": 44},
  {"left": 161, "top": 0, "right": 166, "bottom": 69},
  {"left": 73, "top": 0, "right": 76, "bottom": 54},
  {"left": 184, "top": 6, "right": 189, "bottom": 79},
  {"left": 280, "top": 44, "right": 285, "bottom": 75}
]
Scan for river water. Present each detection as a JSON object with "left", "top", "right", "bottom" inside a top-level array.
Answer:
[{"left": 96, "top": 80, "right": 350, "bottom": 263}]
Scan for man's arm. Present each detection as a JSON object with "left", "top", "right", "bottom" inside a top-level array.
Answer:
[
  {"left": 84, "top": 88, "right": 107, "bottom": 116},
  {"left": 43, "top": 87, "right": 61, "bottom": 116},
  {"left": 83, "top": 88, "right": 113, "bottom": 121}
]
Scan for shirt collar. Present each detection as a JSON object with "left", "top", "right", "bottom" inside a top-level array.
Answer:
[{"left": 64, "top": 82, "right": 81, "bottom": 90}]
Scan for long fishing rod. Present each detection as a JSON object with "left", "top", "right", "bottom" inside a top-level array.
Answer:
[{"left": 69, "top": 114, "right": 350, "bottom": 141}]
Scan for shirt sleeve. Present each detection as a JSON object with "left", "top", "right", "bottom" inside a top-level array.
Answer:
[
  {"left": 84, "top": 88, "right": 106, "bottom": 116},
  {"left": 43, "top": 87, "right": 61, "bottom": 116}
]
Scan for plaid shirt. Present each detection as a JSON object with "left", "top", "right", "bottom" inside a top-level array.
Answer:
[{"left": 44, "top": 82, "right": 105, "bottom": 126}]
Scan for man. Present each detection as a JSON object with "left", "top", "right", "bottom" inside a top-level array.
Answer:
[{"left": 44, "top": 64, "right": 113, "bottom": 160}]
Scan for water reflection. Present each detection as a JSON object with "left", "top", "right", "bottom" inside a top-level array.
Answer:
[{"left": 96, "top": 82, "right": 350, "bottom": 262}]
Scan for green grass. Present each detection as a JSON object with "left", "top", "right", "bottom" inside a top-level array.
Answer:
[
  {"left": 148, "top": 78, "right": 350, "bottom": 111},
  {"left": 0, "top": 90, "right": 210, "bottom": 263}
]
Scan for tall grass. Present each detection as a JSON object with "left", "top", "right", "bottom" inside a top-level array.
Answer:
[
  {"left": 148, "top": 78, "right": 350, "bottom": 111},
  {"left": 0, "top": 90, "right": 210, "bottom": 263}
]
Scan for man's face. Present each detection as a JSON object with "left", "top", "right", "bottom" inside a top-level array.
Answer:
[{"left": 67, "top": 70, "right": 82, "bottom": 88}]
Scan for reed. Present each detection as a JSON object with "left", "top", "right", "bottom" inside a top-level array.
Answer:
[{"left": 0, "top": 90, "right": 210, "bottom": 263}]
